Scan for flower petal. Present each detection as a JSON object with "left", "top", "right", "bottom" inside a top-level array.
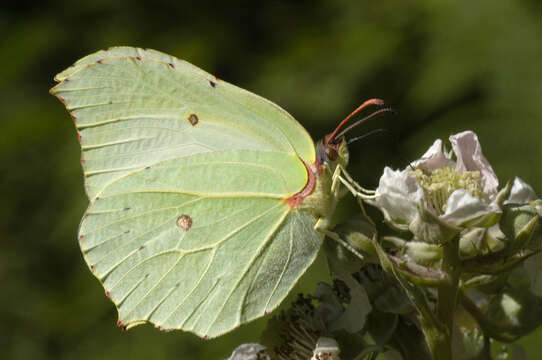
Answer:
[
  {"left": 311, "top": 337, "right": 340, "bottom": 360},
  {"left": 227, "top": 344, "right": 268, "bottom": 360},
  {"left": 505, "top": 177, "right": 538, "bottom": 204},
  {"left": 375, "top": 167, "right": 423, "bottom": 228},
  {"left": 450, "top": 131, "right": 499, "bottom": 195},
  {"left": 441, "top": 189, "right": 501, "bottom": 227},
  {"left": 412, "top": 138, "right": 455, "bottom": 171}
]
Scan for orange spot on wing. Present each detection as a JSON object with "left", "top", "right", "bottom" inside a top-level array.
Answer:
[{"left": 286, "top": 159, "right": 315, "bottom": 208}]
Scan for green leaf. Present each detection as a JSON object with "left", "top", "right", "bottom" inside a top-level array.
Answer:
[
  {"left": 390, "top": 318, "right": 432, "bottom": 360},
  {"left": 356, "top": 265, "right": 413, "bottom": 315},
  {"left": 367, "top": 311, "right": 398, "bottom": 347},
  {"left": 462, "top": 285, "right": 542, "bottom": 342},
  {"left": 323, "top": 238, "right": 372, "bottom": 333},
  {"left": 496, "top": 344, "right": 526, "bottom": 360},
  {"left": 383, "top": 348, "right": 403, "bottom": 360}
]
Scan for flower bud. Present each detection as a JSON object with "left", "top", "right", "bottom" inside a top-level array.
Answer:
[
  {"left": 459, "top": 225, "right": 505, "bottom": 259},
  {"left": 500, "top": 205, "right": 539, "bottom": 254}
]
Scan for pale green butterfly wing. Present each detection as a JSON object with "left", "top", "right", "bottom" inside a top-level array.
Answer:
[
  {"left": 51, "top": 47, "right": 315, "bottom": 198},
  {"left": 51, "top": 47, "right": 323, "bottom": 337},
  {"left": 82, "top": 150, "right": 321, "bottom": 337}
]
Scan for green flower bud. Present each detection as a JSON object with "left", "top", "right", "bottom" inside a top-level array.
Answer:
[
  {"left": 332, "top": 215, "right": 378, "bottom": 263},
  {"left": 457, "top": 177, "right": 541, "bottom": 272},
  {"left": 500, "top": 204, "right": 539, "bottom": 253},
  {"left": 383, "top": 236, "right": 443, "bottom": 266},
  {"left": 459, "top": 226, "right": 505, "bottom": 259}
]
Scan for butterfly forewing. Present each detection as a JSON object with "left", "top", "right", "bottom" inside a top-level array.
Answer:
[{"left": 52, "top": 48, "right": 315, "bottom": 198}]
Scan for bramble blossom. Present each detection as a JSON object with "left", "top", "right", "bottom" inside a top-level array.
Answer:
[{"left": 373, "top": 131, "right": 502, "bottom": 244}]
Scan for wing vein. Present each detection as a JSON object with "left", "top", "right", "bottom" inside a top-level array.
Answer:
[
  {"left": 264, "top": 214, "right": 294, "bottom": 312},
  {"left": 204, "top": 208, "right": 290, "bottom": 333}
]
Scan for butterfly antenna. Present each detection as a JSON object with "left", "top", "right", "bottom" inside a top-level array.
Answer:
[
  {"left": 347, "top": 128, "right": 388, "bottom": 145},
  {"left": 335, "top": 107, "right": 395, "bottom": 139},
  {"left": 327, "top": 98, "right": 385, "bottom": 145}
]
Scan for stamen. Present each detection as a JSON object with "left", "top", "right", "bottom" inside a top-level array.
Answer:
[{"left": 410, "top": 167, "right": 482, "bottom": 215}]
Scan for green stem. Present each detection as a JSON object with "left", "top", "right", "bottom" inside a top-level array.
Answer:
[
  {"left": 480, "top": 336, "right": 493, "bottom": 360},
  {"left": 427, "top": 238, "right": 461, "bottom": 360}
]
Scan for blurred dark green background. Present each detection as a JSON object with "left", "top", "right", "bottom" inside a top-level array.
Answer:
[{"left": 2, "top": 0, "right": 542, "bottom": 359}]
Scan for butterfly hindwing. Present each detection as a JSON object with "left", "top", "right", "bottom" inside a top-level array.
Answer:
[{"left": 80, "top": 150, "right": 321, "bottom": 337}]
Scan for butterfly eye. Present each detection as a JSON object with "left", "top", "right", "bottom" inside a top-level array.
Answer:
[
  {"left": 316, "top": 138, "right": 339, "bottom": 164},
  {"left": 325, "top": 146, "right": 338, "bottom": 161}
]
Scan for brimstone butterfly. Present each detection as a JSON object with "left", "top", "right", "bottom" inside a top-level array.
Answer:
[{"left": 50, "top": 47, "right": 389, "bottom": 338}]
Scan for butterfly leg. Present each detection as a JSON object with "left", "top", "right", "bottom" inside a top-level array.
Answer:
[
  {"left": 331, "top": 164, "right": 378, "bottom": 227},
  {"left": 315, "top": 165, "right": 366, "bottom": 261},
  {"left": 315, "top": 222, "right": 366, "bottom": 261},
  {"left": 335, "top": 164, "right": 378, "bottom": 199}
]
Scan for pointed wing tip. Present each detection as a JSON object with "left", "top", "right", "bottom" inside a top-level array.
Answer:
[{"left": 53, "top": 68, "right": 73, "bottom": 83}]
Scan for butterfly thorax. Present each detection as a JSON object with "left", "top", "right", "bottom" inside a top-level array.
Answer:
[{"left": 297, "top": 138, "right": 349, "bottom": 218}]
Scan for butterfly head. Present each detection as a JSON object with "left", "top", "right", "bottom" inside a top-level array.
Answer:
[{"left": 315, "top": 136, "right": 349, "bottom": 171}]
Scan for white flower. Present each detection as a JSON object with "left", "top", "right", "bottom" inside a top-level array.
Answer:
[
  {"left": 227, "top": 344, "right": 269, "bottom": 360},
  {"left": 506, "top": 176, "right": 539, "bottom": 207},
  {"left": 311, "top": 337, "right": 340, "bottom": 360},
  {"left": 373, "top": 131, "right": 502, "bottom": 242}
]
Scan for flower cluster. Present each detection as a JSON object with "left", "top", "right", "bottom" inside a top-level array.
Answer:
[
  {"left": 230, "top": 130, "right": 542, "bottom": 359},
  {"left": 372, "top": 131, "right": 541, "bottom": 259}
]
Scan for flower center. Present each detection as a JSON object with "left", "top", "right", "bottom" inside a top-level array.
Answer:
[{"left": 410, "top": 166, "right": 482, "bottom": 215}]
